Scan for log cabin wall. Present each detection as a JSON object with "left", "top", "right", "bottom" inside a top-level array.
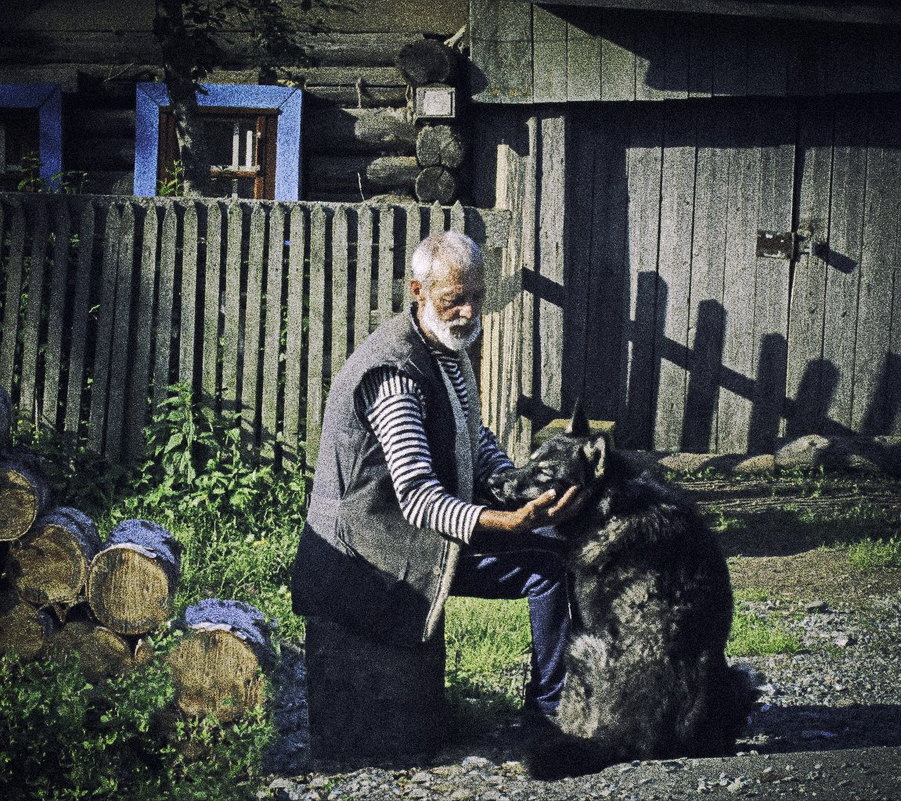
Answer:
[
  {"left": 469, "top": 0, "right": 901, "bottom": 455},
  {"left": 0, "top": 0, "right": 468, "bottom": 202}
]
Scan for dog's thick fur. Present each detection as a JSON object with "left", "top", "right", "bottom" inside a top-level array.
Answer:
[{"left": 485, "top": 404, "right": 757, "bottom": 780}]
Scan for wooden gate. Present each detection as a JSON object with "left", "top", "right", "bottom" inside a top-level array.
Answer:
[{"left": 561, "top": 94, "right": 901, "bottom": 451}]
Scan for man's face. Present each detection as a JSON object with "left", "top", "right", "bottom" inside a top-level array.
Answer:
[{"left": 413, "top": 264, "right": 485, "bottom": 353}]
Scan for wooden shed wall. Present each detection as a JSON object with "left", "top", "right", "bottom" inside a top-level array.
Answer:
[
  {"left": 470, "top": 1, "right": 901, "bottom": 104},
  {"left": 473, "top": 94, "right": 901, "bottom": 453}
]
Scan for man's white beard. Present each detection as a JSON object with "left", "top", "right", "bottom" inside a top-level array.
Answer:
[{"left": 421, "top": 298, "right": 482, "bottom": 352}]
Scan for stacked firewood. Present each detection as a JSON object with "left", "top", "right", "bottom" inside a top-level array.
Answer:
[
  {"left": 396, "top": 39, "right": 467, "bottom": 205},
  {"left": 0, "top": 386, "right": 273, "bottom": 721}
]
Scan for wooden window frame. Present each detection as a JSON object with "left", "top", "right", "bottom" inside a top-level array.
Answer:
[
  {"left": 0, "top": 83, "right": 63, "bottom": 189},
  {"left": 157, "top": 108, "right": 279, "bottom": 199},
  {"left": 134, "top": 83, "right": 302, "bottom": 200}
]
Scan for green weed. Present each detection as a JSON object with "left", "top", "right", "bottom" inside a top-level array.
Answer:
[
  {"left": 0, "top": 648, "right": 272, "bottom": 801},
  {"left": 847, "top": 537, "right": 901, "bottom": 570},
  {"left": 727, "top": 609, "right": 801, "bottom": 657}
]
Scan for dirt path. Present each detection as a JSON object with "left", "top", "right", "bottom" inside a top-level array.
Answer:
[{"left": 676, "top": 473, "right": 901, "bottom": 605}]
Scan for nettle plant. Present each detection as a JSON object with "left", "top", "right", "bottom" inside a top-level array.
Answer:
[
  {"left": 0, "top": 645, "right": 273, "bottom": 801},
  {"left": 15, "top": 151, "right": 88, "bottom": 194}
]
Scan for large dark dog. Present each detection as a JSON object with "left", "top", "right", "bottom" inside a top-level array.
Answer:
[{"left": 485, "top": 404, "right": 757, "bottom": 780}]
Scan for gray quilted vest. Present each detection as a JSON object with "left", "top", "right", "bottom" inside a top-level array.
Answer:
[{"left": 291, "top": 309, "right": 479, "bottom": 646}]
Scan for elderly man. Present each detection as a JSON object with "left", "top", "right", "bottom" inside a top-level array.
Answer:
[{"left": 291, "top": 231, "right": 579, "bottom": 722}]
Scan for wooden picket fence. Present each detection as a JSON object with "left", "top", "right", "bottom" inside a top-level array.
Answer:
[{"left": 0, "top": 193, "right": 511, "bottom": 472}]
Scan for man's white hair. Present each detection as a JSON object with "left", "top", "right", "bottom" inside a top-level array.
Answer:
[{"left": 411, "top": 231, "right": 483, "bottom": 290}]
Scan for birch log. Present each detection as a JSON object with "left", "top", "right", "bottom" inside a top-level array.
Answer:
[
  {"left": 8, "top": 507, "right": 100, "bottom": 607},
  {"left": 0, "top": 454, "right": 50, "bottom": 542},
  {"left": 87, "top": 519, "right": 181, "bottom": 635},
  {"left": 51, "top": 620, "right": 134, "bottom": 680},
  {"left": 167, "top": 599, "right": 273, "bottom": 722},
  {"left": 0, "top": 591, "right": 56, "bottom": 659}
]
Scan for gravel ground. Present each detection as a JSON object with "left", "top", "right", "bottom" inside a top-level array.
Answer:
[{"left": 260, "top": 594, "right": 901, "bottom": 801}]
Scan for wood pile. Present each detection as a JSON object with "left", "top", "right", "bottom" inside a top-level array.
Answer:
[
  {"left": 396, "top": 39, "right": 468, "bottom": 206},
  {"left": 0, "top": 387, "right": 274, "bottom": 720}
]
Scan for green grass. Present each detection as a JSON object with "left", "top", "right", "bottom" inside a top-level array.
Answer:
[
  {"left": 727, "top": 608, "right": 802, "bottom": 657},
  {"left": 444, "top": 597, "right": 531, "bottom": 734},
  {"left": 847, "top": 536, "right": 901, "bottom": 570}
]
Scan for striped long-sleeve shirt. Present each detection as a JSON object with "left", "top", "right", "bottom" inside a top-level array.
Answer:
[{"left": 355, "top": 346, "right": 513, "bottom": 544}]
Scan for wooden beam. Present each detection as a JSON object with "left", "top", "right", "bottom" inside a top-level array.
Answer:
[{"left": 506, "top": 0, "right": 901, "bottom": 26}]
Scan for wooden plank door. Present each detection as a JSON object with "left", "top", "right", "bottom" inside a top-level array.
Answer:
[{"left": 566, "top": 94, "right": 901, "bottom": 451}]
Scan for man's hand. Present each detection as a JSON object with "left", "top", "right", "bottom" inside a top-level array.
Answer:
[{"left": 475, "top": 484, "right": 590, "bottom": 535}]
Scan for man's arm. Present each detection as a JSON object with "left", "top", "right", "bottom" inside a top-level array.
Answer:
[
  {"left": 358, "top": 366, "right": 486, "bottom": 543},
  {"left": 358, "top": 367, "right": 585, "bottom": 541},
  {"left": 475, "top": 426, "right": 515, "bottom": 489}
]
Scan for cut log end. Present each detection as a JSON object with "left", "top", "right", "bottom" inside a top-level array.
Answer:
[
  {"left": 167, "top": 628, "right": 267, "bottom": 722},
  {"left": 0, "top": 471, "right": 41, "bottom": 542},
  {"left": 395, "top": 40, "right": 458, "bottom": 86},
  {"left": 416, "top": 125, "right": 465, "bottom": 169},
  {"left": 51, "top": 620, "right": 134, "bottom": 680},
  {"left": 415, "top": 166, "right": 459, "bottom": 205},
  {"left": 87, "top": 544, "right": 175, "bottom": 635},
  {"left": 0, "top": 597, "right": 56, "bottom": 660},
  {"left": 9, "top": 524, "right": 92, "bottom": 606}
]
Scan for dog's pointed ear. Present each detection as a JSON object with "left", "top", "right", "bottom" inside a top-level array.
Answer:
[
  {"left": 582, "top": 431, "right": 610, "bottom": 479},
  {"left": 565, "top": 397, "right": 589, "bottom": 437}
]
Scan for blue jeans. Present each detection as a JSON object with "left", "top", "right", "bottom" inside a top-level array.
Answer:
[{"left": 449, "top": 529, "right": 571, "bottom": 716}]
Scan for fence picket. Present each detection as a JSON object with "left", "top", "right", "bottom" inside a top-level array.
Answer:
[
  {"left": 153, "top": 203, "right": 177, "bottom": 414},
  {"left": 126, "top": 202, "right": 158, "bottom": 461},
  {"left": 106, "top": 202, "right": 137, "bottom": 461},
  {"left": 0, "top": 201, "right": 6, "bottom": 389},
  {"left": 202, "top": 202, "right": 223, "bottom": 409},
  {"left": 179, "top": 202, "right": 199, "bottom": 386},
  {"left": 0, "top": 201, "right": 25, "bottom": 394},
  {"left": 222, "top": 203, "right": 243, "bottom": 414},
  {"left": 283, "top": 205, "right": 307, "bottom": 469},
  {"left": 20, "top": 200, "right": 50, "bottom": 422},
  {"left": 88, "top": 204, "right": 122, "bottom": 453},
  {"left": 404, "top": 203, "right": 420, "bottom": 289},
  {"left": 64, "top": 201, "right": 95, "bottom": 435},
  {"left": 429, "top": 200, "right": 444, "bottom": 235},
  {"left": 306, "top": 204, "right": 327, "bottom": 467},
  {"left": 42, "top": 198, "right": 71, "bottom": 430},
  {"left": 450, "top": 200, "right": 465, "bottom": 233},
  {"left": 377, "top": 206, "right": 394, "bottom": 323},
  {"left": 241, "top": 204, "right": 267, "bottom": 449},
  {"left": 355, "top": 205, "right": 374, "bottom": 345},
  {"left": 332, "top": 205, "right": 350, "bottom": 376},
  {"left": 261, "top": 204, "right": 286, "bottom": 462}
]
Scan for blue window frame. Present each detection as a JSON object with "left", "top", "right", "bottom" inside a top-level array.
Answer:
[
  {"left": 0, "top": 83, "right": 63, "bottom": 190},
  {"left": 134, "top": 83, "right": 303, "bottom": 200}
]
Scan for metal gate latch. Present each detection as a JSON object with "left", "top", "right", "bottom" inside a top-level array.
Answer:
[{"left": 756, "top": 229, "right": 812, "bottom": 260}]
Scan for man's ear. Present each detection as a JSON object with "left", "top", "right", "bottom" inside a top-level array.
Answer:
[
  {"left": 565, "top": 397, "right": 589, "bottom": 437},
  {"left": 582, "top": 432, "right": 610, "bottom": 479},
  {"left": 410, "top": 278, "right": 424, "bottom": 303}
]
